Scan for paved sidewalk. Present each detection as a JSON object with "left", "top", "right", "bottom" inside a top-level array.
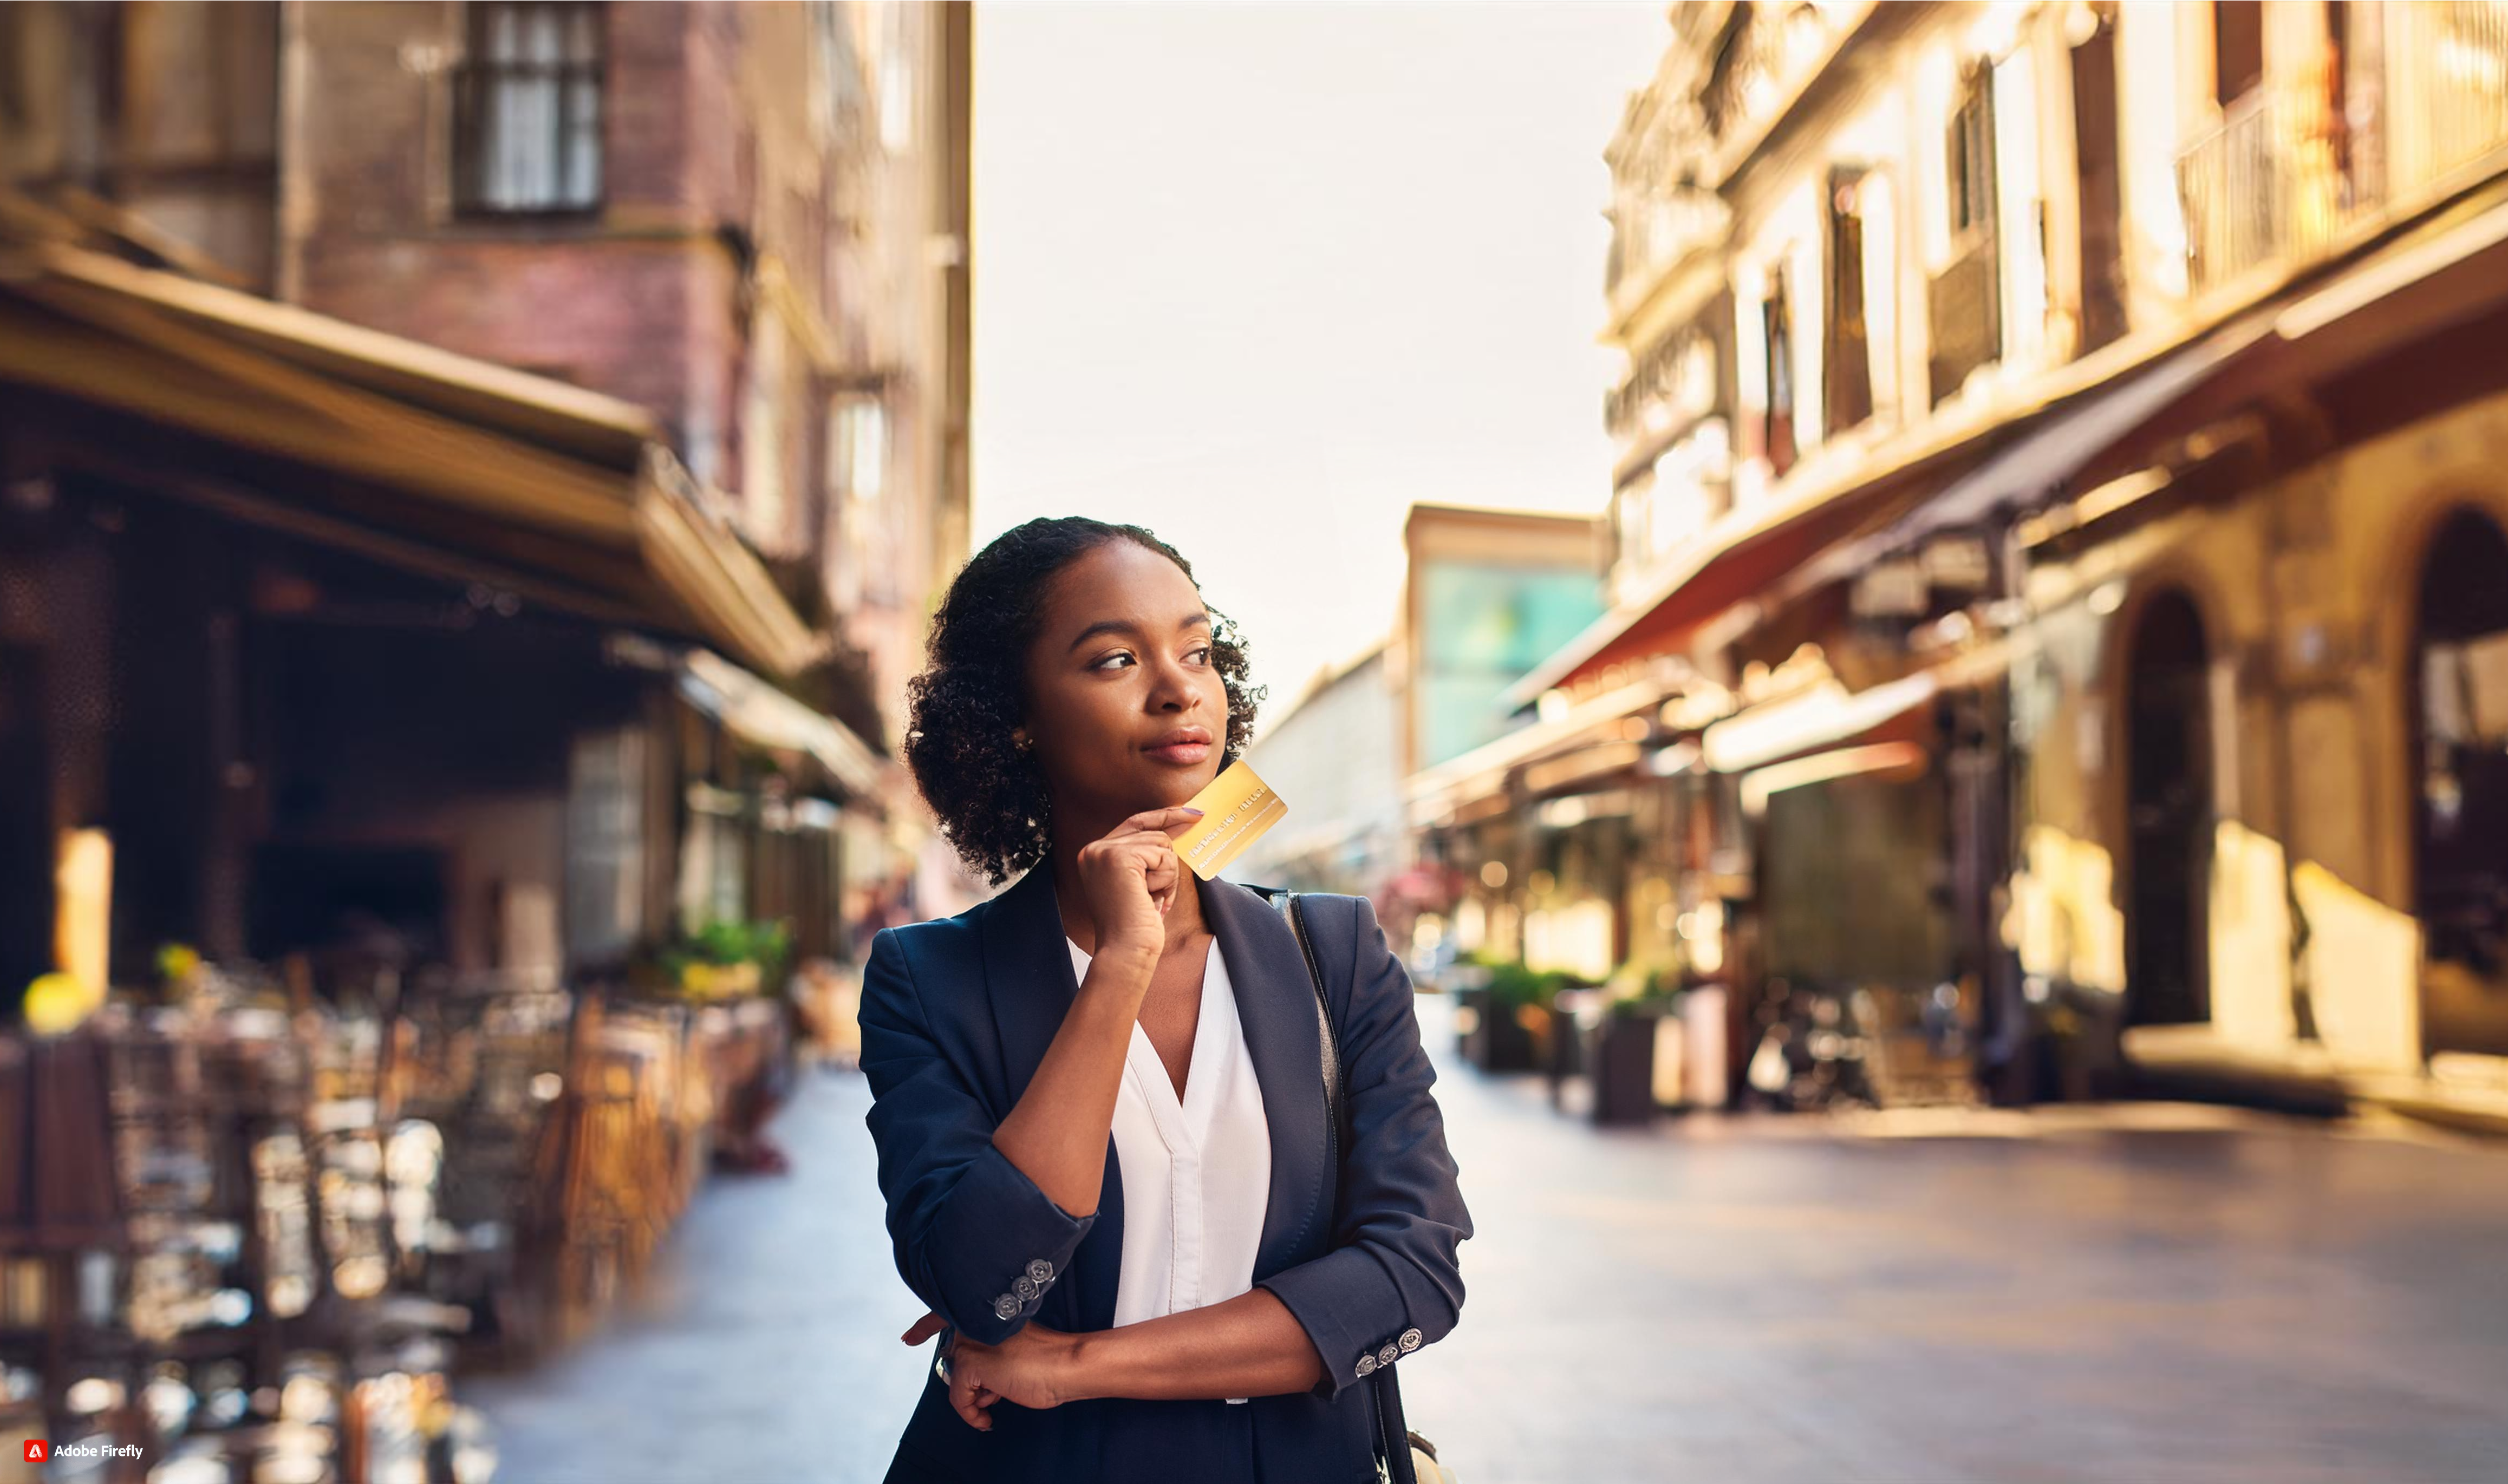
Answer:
[
  {"left": 465, "top": 1058, "right": 928, "bottom": 1483},
  {"left": 473, "top": 996, "right": 2508, "bottom": 1483}
]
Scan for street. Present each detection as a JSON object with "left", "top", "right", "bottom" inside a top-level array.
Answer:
[{"left": 472, "top": 997, "right": 2508, "bottom": 1483}]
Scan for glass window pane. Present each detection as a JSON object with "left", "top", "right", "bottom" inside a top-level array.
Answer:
[
  {"left": 524, "top": 6, "right": 561, "bottom": 67},
  {"left": 566, "top": 4, "right": 600, "bottom": 64},
  {"left": 488, "top": 5, "right": 520, "bottom": 63},
  {"left": 566, "top": 80, "right": 602, "bottom": 205}
]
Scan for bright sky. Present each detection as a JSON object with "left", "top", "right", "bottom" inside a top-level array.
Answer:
[{"left": 970, "top": 2, "right": 1666, "bottom": 729}]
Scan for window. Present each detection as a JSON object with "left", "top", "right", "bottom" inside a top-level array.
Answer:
[
  {"left": 830, "top": 396, "right": 888, "bottom": 506},
  {"left": 2070, "top": 4, "right": 2127, "bottom": 354},
  {"left": 809, "top": 0, "right": 862, "bottom": 146},
  {"left": 2212, "top": 0, "right": 2264, "bottom": 107},
  {"left": 741, "top": 313, "right": 792, "bottom": 553},
  {"left": 824, "top": 394, "right": 890, "bottom": 611},
  {"left": 879, "top": 9, "right": 916, "bottom": 152},
  {"left": 1947, "top": 64, "right": 1996, "bottom": 241},
  {"left": 1929, "top": 60, "right": 2003, "bottom": 403},
  {"left": 1825, "top": 169, "right": 1874, "bottom": 435},
  {"left": 453, "top": 2, "right": 604, "bottom": 215},
  {"left": 2323, "top": 0, "right": 2354, "bottom": 183},
  {"left": 1762, "top": 274, "right": 1796, "bottom": 479}
]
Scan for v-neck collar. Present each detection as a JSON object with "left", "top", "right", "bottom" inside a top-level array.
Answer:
[{"left": 1065, "top": 933, "right": 1230, "bottom": 1132}]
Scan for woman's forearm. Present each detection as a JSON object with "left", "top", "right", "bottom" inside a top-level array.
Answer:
[
  {"left": 1064, "top": 1286, "right": 1326, "bottom": 1402},
  {"left": 991, "top": 956, "right": 1154, "bottom": 1217}
]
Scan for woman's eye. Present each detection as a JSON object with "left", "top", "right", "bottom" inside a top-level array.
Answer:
[{"left": 1092, "top": 646, "right": 1208, "bottom": 671}]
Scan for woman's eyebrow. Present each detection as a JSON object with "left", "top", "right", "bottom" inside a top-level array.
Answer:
[{"left": 1065, "top": 612, "right": 1211, "bottom": 653}]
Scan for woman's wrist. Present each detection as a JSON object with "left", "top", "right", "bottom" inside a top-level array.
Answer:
[
  {"left": 1078, "top": 952, "right": 1158, "bottom": 1000},
  {"left": 1057, "top": 1325, "right": 1109, "bottom": 1403}
]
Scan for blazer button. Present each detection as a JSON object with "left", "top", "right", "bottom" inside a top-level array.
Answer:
[
  {"left": 1398, "top": 1328, "right": 1422, "bottom": 1352},
  {"left": 1014, "top": 1274, "right": 1039, "bottom": 1300},
  {"left": 1026, "top": 1258, "right": 1055, "bottom": 1283},
  {"left": 1355, "top": 1354, "right": 1378, "bottom": 1377},
  {"left": 1377, "top": 1343, "right": 1400, "bottom": 1367},
  {"left": 993, "top": 1293, "right": 1021, "bottom": 1320}
]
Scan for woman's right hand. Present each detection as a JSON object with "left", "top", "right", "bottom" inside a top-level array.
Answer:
[{"left": 1077, "top": 805, "right": 1204, "bottom": 965}]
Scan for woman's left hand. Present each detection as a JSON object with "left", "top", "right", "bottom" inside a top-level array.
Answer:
[{"left": 901, "top": 1310, "right": 1087, "bottom": 1429}]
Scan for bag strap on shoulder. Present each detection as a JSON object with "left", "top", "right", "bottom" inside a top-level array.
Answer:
[{"left": 1249, "top": 885, "right": 1416, "bottom": 1484}]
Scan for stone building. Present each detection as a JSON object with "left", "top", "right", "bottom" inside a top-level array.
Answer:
[
  {"left": 1448, "top": 0, "right": 2508, "bottom": 1119},
  {"left": 0, "top": 1, "right": 972, "bottom": 1003}
]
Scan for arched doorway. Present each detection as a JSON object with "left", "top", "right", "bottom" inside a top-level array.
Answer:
[
  {"left": 2125, "top": 589, "right": 2212, "bottom": 1027},
  {"left": 2411, "top": 507, "right": 2508, "bottom": 1056}
]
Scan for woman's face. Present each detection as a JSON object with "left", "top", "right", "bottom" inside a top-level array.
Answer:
[{"left": 1020, "top": 540, "right": 1230, "bottom": 829}]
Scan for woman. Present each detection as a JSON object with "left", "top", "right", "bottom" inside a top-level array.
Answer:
[{"left": 859, "top": 516, "right": 1473, "bottom": 1482}]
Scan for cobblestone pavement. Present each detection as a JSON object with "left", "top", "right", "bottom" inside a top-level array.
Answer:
[{"left": 472, "top": 996, "right": 2508, "bottom": 1483}]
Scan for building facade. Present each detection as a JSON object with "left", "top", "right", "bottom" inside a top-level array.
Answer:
[
  {"left": 0, "top": 0, "right": 973, "bottom": 1009},
  {"left": 1230, "top": 640, "right": 1406, "bottom": 900},
  {"left": 1450, "top": 0, "right": 2508, "bottom": 1117}
]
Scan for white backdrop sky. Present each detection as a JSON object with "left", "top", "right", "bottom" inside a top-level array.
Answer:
[{"left": 970, "top": 1, "right": 1665, "bottom": 729}]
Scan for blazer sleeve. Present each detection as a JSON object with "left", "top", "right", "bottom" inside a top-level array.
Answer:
[
  {"left": 857, "top": 924, "right": 1098, "bottom": 1345},
  {"left": 1254, "top": 894, "right": 1474, "bottom": 1402}
]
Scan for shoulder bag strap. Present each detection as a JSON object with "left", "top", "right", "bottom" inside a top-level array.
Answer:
[{"left": 1261, "top": 887, "right": 1417, "bottom": 1484}]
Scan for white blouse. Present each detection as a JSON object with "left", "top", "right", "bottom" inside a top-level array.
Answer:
[{"left": 1065, "top": 932, "right": 1272, "bottom": 1402}]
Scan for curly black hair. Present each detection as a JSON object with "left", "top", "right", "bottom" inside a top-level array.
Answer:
[{"left": 902, "top": 516, "right": 1267, "bottom": 886}]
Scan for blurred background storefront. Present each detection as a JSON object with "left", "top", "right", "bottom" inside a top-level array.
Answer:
[
  {"left": 1370, "top": 0, "right": 2508, "bottom": 1136},
  {"left": 0, "top": 3, "right": 970, "bottom": 1476}
]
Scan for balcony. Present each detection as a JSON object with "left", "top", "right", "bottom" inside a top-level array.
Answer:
[
  {"left": 1606, "top": 187, "right": 1731, "bottom": 312},
  {"left": 2387, "top": 0, "right": 2508, "bottom": 196},
  {"left": 2175, "top": 87, "right": 2335, "bottom": 295},
  {"left": 2178, "top": 2, "right": 2508, "bottom": 297}
]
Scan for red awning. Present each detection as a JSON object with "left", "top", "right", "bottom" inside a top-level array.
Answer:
[{"left": 1501, "top": 437, "right": 1989, "bottom": 707}]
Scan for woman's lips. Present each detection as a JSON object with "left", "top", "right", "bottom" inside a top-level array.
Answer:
[{"left": 1145, "top": 740, "right": 1212, "bottom": 765}]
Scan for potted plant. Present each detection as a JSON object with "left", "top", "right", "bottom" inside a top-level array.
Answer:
[
  {"left": 644, "top": 919, "right": 794, "bottom": 1003},
  {"left": 1468, "top": 959, "right": 1567, "bottom": 1073},
  {"left": 1587, "top": 967, "right": 1678, "bottom": 1126}
]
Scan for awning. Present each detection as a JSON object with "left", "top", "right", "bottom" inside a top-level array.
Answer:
[
  {"left": 1702, "top": 635, "right": 2027, "bottom": 775},
  {"left": 1405, "top": 671, "right": 1679, "bottom": 828},
  {"left": 676, "top": 649, "right": 886, "bottom": 799},
  {"left": 0, "top": 232, "right": 819, "bottom": 678},
  {"left": 1500, "top": 427, "right": 1996, "bottom": 711},
  {"left": 1767, "top": 316, "right": 2278, "bottom": 606},
  {"left": 1702, "top": 673, "right": 1937, "bottom": 774},
  {"left": 2129, "top": 174, "right": 2508, "bottom": 454}
]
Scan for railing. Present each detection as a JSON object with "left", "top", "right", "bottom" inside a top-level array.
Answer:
[
  {"left": 2178, "top": 3, "right": 2508, "bottom": 296},
  {"left": 2175, "top": 87, "right": 2316, "bottom": 293},
  {"left": 2389, "top": 0, "right": 2508, "bottom": 196}
]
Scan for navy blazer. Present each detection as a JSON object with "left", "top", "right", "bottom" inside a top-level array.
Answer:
[{"left": 858, "top": 862, "right": 1474, "bottom": 1483}]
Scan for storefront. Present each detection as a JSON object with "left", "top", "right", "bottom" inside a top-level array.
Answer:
[{"left": 0, "top": 225, "right": 878, "bottom": 1476}]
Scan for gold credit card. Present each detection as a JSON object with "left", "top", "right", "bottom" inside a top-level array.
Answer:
[{"left": 1175, "top": 758, "right": 1289, "bottom": 880}]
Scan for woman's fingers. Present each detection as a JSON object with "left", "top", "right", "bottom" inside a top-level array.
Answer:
[
  {"left": 1102, "top": 830, "right": 1185, "bottom": 907},
  {"left": 1114, "top": 805, "right": 1208, "bottom": 838},
  {"left": 948, "top": 1356, "right": 992, "bottom": 1430},
  {"left": 942, "top": 1335, "right": 999, "bottom": 1431}
]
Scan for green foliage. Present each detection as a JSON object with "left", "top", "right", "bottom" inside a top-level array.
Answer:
[
  {"left": 1610, "top": 964, "right": 1684, "bottom": 1018},
  {"left": 1480, "top": 958, "right": 1579, "bottom": 1010},
  {"left": 649, "top": 918, "right": 793, "bottom": 1001}
]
